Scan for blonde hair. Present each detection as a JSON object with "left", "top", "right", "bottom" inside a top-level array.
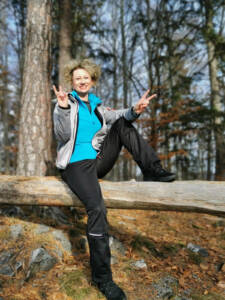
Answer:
[{"left": 64, "top": 58, "right": 101, "bottom": 87}]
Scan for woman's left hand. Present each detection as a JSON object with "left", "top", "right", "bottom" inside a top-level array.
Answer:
[{"left": 133, "top": 89, "right": 157, "bottom": 114}]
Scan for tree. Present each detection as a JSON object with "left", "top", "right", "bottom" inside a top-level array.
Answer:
[
  {"left": 17, "top": 0, "right": 53, "bottom": 176},
  {"left": 58, "top": 0, "right": 72, "bottom": 90},
  {"left": 202, "top": 0, "right": 225, "bottom": 180}
]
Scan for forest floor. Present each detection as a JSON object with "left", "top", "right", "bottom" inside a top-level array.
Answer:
[{"left": 0, "top": 206, "right": 224, "bottom": 300}]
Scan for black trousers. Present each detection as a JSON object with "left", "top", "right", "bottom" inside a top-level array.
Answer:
[{"left": 61, "top": 117, "right": 159, "bottom": 283}]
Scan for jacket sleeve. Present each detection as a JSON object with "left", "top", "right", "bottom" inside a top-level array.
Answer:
[
  {"left": 102, "top": 106, "right": 140, "bottom": 125},
  {"left": 53, "top": 104, "right": 71, "bottom": 143}
]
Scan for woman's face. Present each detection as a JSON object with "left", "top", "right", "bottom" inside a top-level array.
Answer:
[{"left": 72, "top": 68, "right": 94, "bottom": 94}]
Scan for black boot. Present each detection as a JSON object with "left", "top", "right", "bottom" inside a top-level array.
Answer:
[
  {"left": 87, "top": 233, "right": 112, "bottom": 283},
  {"left": 97, "top": 280, "right": 127, "bottom": 300},
  {"left": 87, "top": 233, "right": 127, "bottom": 300},
  {"left": 143, "top": 163, "right": 176, "bottom": 182}
]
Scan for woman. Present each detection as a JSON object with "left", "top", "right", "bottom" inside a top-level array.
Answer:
[{"left": 53, "top": 58, "right": 175, "bottom": 300}]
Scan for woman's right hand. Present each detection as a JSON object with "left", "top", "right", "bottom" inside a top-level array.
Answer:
[{"left": 52, "top": 85, "right": 69, "bottom": 108}]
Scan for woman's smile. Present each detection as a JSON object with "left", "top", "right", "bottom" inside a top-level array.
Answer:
[{"left": 72, "top": 68, "right": 94, "bottom": 96}]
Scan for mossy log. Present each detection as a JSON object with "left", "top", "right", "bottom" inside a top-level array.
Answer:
[{"left": 0, "top": 175, "right": 224, "bottom": 217}]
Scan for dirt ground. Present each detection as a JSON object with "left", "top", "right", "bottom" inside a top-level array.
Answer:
[{"left": 0, "top": 207, "right": 224, "bottom": 300}]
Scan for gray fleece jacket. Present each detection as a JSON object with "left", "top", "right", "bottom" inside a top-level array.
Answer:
[{"left": 53, "top": 93, "right": 139, "bottom": 169}]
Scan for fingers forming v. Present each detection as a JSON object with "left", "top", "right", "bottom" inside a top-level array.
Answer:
[
  {"left": 52, "top": 85, "right": 58, "bottom": 95},
  {"left": 147, "top": 94, "right": 157, "bottom": 102}
]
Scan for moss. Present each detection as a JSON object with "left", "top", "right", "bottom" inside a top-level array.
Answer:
[
  {"left": 187, "top": 250, "right": 204, "bottom": 265},
  {"left": 212, "top": 220, "right": 225, "bottom": 228},
  {"left": 130, "top": 234, "right": 161, "bottom": 257},
  {"left": 192, "top": 223, "right": 201, "bottom": 229},
  {"left": 122, "top": 261, "right": 134, "bottom": 275},
  {"left": 163, "top": 244, "right": 181, "bottom": 256},
  {"left": 59, "top": 269, "right": 99, "bottom": 299}
]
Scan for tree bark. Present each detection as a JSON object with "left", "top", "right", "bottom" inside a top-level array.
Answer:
[
  {"left": 16, "top": 0, "right": 53, "bottom": 176},
  {"left": 0, "top": 1, "right": 10, "bottom": 174},
  {"left": 120, "top": 0, "right": 129, "bottom": 180},
  {"left": 58, "top": 0, "right": 72, "bottom": 90},
  {"left": 204, "top": 0, "right": 225, "bottom": 180},
  {"left": 0, "top": 175, "right": 224, "bottom": 217}
]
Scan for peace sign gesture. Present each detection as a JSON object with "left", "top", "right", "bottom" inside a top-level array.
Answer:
[
  {"left": 52, "top": 85, "right": 69, "bottom": 108},
  {"left": 133, "top": 89, "right": 157, "bottom": 114}
]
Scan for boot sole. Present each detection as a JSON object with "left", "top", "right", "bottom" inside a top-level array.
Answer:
[{"left": 143, "top": 175, "right": 176, "bottom": 182}]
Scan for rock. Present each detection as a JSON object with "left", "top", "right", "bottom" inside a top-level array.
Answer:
[
  {"left": 0, "top": 251, "right": 22, "bottom": 277},
  {"left": 26, "top": 247, "right": 57, "bottom": 280},
  {"left": 0, "top": 206, "right": 24, "bottom": 217},
  {"left": 34, "top": 206, "right": 70, "bottom": 225},
  {"left": 10, "top": 224, "right": 23, "bottom": 239},
  {"left": 122, "top": 215, "right": 136, "bottom": 221},
  {"left": 52, "top": 230, "right": 72, "bottom": 253},
  {"left": 118, "top": 221, "right": 127, "bottom": 225},
  {"left": 52, "top": 246, "right": 63, "bottom": 259},
  {"left": 48, "top": 207, "right": 71, "bottom": 225},
  {"left": 0, "top": 264, "right": 14, "bottom": 276},
  {"left": 187, "top": 243, "right": 209, "bottom": 257},
  {"left": 35, "top": 224, "right": 50, "bottom": 234},
  {"left": 111, "top": 255, "right": 118, "bottom": 265},
  {"left": 192, "top": 273, "right": 200, "bottom": 281},
  {"left": 14, "top": 261, "right": 23, "bottom": 272},
  {"left": 132, "top": 259, "right": 147, "bottom": 269},
  {"left": 0, "top": 251, "right": 14, "bottom": 265},
  {"left": 109, "top": 236, "right": 126, "bottom": 256},
  {"left": 182, "top": 289, "right": 192, "bottom": 297},
  {"left": 151, "top": 275, "right": 178, "bottom": 299},
  {"left": 70, "top": 207, "right": 83, "bottom": 221}
]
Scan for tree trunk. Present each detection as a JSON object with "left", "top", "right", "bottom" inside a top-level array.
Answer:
[
  {"left": 204, "top": 0, "right": 225, "bottom": 180},
  {"left": 0, "top": 175, "right": 225, "bottom": 217},
  {"left": 17, "top": 0, "right": 53, "bottom": 176},
  {"left": 0, "top": 2, "right": 10, "bottom": 173},
  {"left": 11, "top": 0, "right": 27, "bottom": 173},
  {"left": 58, "top": 0, "right": 72, "bottom": 90},
  {"left": 120, "top": 0, "right": 128, "bottom": 180}
]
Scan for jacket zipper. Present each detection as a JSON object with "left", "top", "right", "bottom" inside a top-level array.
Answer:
[
  {"left": 66, "top": 98, "right": 79, "bottom": 165},
  {"left": 91, "top": 105, "right": 104, "bottom": 153}
]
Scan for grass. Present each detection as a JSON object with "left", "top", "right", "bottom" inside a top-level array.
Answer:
[
  {"left": 1, "top": 208, "right": 225, "bottom": 300},
  {"left": 130, "top": 234, "right": 161, "bottom": 257},
  {"left": 187, "top": 249, "right": 204, "bottom": 265},
  {"left": 0, "top": 228, "right": 11, "bottom": 240},
  {"left": 59, "top": 269, "right": 101, "bottom": 300}
]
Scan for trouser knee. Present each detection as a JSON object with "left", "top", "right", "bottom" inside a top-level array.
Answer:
[{"left": 87, "top": 204, "right": 108, "bottom": 235}]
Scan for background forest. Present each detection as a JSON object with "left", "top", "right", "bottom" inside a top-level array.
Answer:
[{"left": 0, "top": 0, "right": 225, "bottom": 181}]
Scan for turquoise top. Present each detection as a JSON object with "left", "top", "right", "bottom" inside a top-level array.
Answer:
[{"left": 69, "top": 90, "right": 102, "bottom": 163}]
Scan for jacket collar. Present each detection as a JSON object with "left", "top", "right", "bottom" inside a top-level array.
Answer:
[{"left": 69, "top": 90, "right": 102, "bottom": 106}]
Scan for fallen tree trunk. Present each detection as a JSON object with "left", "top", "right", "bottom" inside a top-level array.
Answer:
[{"left": 0, "top": 175, "right": 224, "bottom": 217}]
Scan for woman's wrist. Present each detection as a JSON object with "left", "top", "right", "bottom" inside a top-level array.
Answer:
[
  {"left": 59, "top": 104, "right": 70, "bottom": 109},
  {"left": 131, "top": 106, "right": 140, "bottom": 117}
]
